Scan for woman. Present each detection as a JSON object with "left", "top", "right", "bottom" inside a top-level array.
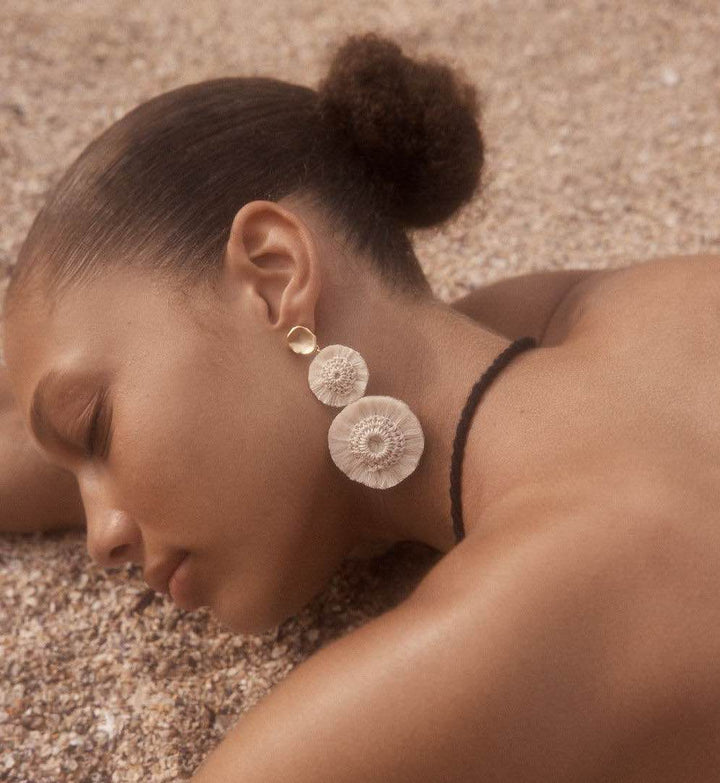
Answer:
[{"left": 2, "top": 31, "right": 719, "bottom": 782}]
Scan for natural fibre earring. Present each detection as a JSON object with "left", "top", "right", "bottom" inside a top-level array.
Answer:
[{"left": 287, "top": 325, "right": 425, "bottom": 490}]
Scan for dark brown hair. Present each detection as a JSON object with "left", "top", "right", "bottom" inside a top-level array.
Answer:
[{"left": 5, "top": 32, "right": 485, "bottom": 315}]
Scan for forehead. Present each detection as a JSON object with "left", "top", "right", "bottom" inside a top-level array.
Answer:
[{"left": 2, "top": 269, "right": 210, "bottom": 413}]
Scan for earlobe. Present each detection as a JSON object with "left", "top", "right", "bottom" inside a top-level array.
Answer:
[{"left": 223, "top": 200, "right": 321, "bottom": 333}]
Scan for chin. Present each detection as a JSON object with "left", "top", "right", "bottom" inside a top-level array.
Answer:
[{"left": 213, "top": 596, "right": 294, "bottom": 636}]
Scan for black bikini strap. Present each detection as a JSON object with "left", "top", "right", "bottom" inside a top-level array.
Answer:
[{"left": 450, "top": 336, "right": 538, "bottom": 545}]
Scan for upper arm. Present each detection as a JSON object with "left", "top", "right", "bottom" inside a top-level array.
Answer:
[
  {"left": 191, "top": 525, "right": 620, "bottom": 783},
  {"left": 0, "top": 408, "right": 86, "bottom": 534},
  {"left": 191, "top": 586, "right": 502, "bottom": 782}
]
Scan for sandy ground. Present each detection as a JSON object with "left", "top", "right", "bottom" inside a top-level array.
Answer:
[{"left": 1, "top": 1, "right": 718, "bottom": 780}]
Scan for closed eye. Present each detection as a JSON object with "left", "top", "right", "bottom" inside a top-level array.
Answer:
[
  {"left": 29, "top": 370, "right": 112, "bottom": 461},
  {"left": 84, "top": 390, "right": 111, "bottom": 459},
  {"left": 63, "top": 391, "right": 108, "bottom": 458}
]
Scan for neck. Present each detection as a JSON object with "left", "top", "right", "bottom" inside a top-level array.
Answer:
[{"left": 322, "top": 291, "right": 534, "bottom": 555}]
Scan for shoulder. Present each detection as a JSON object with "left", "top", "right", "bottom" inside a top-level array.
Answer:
[
  {"left": 578, "top": 253, "right": 719, "bottom": 305},
  {"left": 410, "top": 500, "right": 626, "bottom": 617},
  {"left": 400, "top": 510, "right": 644, "bottom": 776},
  {"left": 192, "top": 512, "right": 632, "bottom": 782},
  {"left": 553, "top": 253, "right": 720, "bottom": 345}
]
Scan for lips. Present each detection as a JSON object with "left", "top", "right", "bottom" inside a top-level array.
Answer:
[
  {"left": 168, "top": 554, "right": 205, "bottom": 611},
  {"left": 144, "top": 551, "right": 189, "bottom": 595}
]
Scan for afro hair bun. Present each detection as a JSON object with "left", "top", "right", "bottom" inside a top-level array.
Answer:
[{"left": 317, "top": 32, "right": 485, "bottom": 229}]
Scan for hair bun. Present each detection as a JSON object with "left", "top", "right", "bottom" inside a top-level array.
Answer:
[{"left": 317, "top": 33, "right": 484, "bottom": 229}]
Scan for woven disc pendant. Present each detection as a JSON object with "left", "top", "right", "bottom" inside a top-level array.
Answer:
[
  {"left": 308, "top": 344, "right": 369, "bottom": 407},
  {"left": 327, "top": 395, "right": 424, "bottom": 488}
]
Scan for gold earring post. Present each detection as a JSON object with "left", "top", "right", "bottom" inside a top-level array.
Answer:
[{"left": 286, "top": 325, "right": 319, "bottom": 355}]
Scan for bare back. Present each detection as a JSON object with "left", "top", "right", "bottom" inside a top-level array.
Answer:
[{"left": 431, "top": 256, "right": 720, "bottom": 781}]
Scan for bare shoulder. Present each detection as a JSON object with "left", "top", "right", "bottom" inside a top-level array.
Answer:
[
  {"left": 194, "top": 509, "right": 634, "bottom": 782},
  {"left": 552, "top": 252, "right": 720, "bottom": 344},
  {"left": 410, "top": 500, "right": 626, "bottom": 624},
  {"left": 193, "top": 500, "right": 717, "bottom": 781},
  {"left": 415, "top": 484, "right": 720, "bottom": 770},
  {"left": 403, "top": 509, "right": 643, "bottom": 767},
  {"left": 575, "top": 252, "right": 719, "bottom": 302}
]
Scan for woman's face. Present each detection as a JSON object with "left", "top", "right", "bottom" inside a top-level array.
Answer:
[{"left": 2, "top": 205, "right": 366, "bottom": 634}]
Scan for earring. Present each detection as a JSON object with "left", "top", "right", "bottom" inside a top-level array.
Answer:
[{"left": 287, "top": 325, "right": 424, "bottom": 489}]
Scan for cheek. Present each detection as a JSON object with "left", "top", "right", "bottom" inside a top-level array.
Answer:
[
  {"left": 114, "top": 347, "right": 343, "bottom": 624},
  {"left": 113, "top": 364, "right": 303, "bottom": 544},
  {"left": 109, "top": 374, "right": 253, "bottom": 535}
]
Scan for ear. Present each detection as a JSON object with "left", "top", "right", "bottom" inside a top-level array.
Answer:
[{"left": 222, "top": 200, "right": 322, "bottom": 335}]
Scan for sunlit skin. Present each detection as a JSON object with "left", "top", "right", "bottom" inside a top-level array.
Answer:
[
  {"left": 6, "top": 201, "right": 720, "bottom": 778},
  {"left": 2, "top": 195, "right": 528, "bottom": 635}
]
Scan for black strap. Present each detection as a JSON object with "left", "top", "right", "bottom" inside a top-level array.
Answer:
[{"left": 450, "top": 336, "right": 538, "bottom": 544}]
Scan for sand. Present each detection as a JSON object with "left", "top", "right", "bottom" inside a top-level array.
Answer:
[{"left": 1, "top": 1, "right": 718, "bottom": 780}]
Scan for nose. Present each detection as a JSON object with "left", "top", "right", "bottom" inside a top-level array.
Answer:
[{"left": 79, "top": 473, "right": 142, "bottom": 569}]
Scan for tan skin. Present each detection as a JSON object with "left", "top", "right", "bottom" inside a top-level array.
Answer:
[
  {"left": 2, "top": 194, "right": 719, "bottom": 779},
  {"left": 0, "top": 259, "right": 602, "bottom": 536}
]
